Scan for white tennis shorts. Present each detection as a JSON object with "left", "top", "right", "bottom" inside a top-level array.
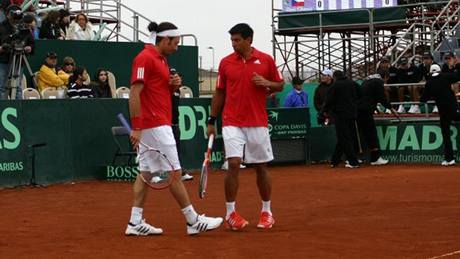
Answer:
[
  {"left": 222, "top": 126, "right": 274, "bottom": 164},
  {"left": 138, "top": 126, "right": 181, "bottom": 172}
]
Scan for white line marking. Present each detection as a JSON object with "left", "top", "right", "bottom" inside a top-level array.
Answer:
[{"left": 428, "top": 250, "right": 460, "bottom": 259}]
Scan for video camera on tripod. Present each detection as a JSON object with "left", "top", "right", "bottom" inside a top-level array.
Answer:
[{"left": 2, "top": 8, "right": 37, "bottom": 100}]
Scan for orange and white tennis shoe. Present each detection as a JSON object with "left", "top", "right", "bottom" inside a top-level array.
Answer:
[
  {"left": 257, "top": 211, "right": 275, "bottom": 229},
  {"left": 226, "top": 212, "right": 249, "bottom": 230}
]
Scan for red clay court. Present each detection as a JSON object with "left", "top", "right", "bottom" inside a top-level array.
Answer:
[{"left": 1, "top": 164, "right": 459, "bottom": 259}]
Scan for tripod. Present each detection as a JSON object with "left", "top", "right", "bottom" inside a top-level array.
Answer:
[{"left": 5, "top": 46, "right": 37, "bottom": 100}]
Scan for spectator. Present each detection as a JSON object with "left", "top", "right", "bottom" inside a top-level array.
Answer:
[
  {"left": 39, "top": 10, "right": 63, "bottom": 40},
  {"left": 67, "top": 13, "right": 94, "bottom": 40},
  {"left": 284, "top": 76, "right": 308, "bottom": 108},
  {"left": 58, "top": 9, "right": 71, "bottom": 39},
  {"left": 378, "top": 57, "right": 398, "bottom": 108},
  {"left": 418, "top": 52, "right": 437, "bottom": 81},
  {"left": 37, "top": 52, "right": 65, "bottom": 92},
  {"left": 23, "top": 12, "right": 39, "bottom": 39},
  {"left": 67, "top": 66, "right": 93, "bottom": 98},
  {"left": 314, "top": 69, "right": 333, "bottom": 112},
  {"left": 396, "top": 57, "right": 419, "bottom": 113},
  {"left": 90, "top": 68, "right": 112, "bottom": 98},
  {"left": 0, "top": 5, "right": 34, "bottom": 99},
  {"left": 57, "top": 56, "right": 75, "bottom": 85}
]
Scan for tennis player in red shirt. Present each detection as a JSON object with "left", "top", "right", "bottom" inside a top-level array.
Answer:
[
  {"left": 208, "top": 23, "right": 284, "bottom": 230},
  {"left": 125, "top": 21, "right": 223, "bottom": 236}
]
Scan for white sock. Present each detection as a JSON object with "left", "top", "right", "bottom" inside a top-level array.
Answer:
[
  {"left": 181, "top": 205, "right": 198, "bottom": 225},
  {"left": 262, "top": 201, "right": 272, "bottom": 214},
  {"left": 129, "top": 207, "right": 143, "bottom": 225},
  {"left": 226, "top": 202, "right": 235, "bottom": 219}
]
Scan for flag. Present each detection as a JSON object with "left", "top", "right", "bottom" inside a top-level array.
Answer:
[{"left": 291, "top": 0, "right": 304, "bottom": 7}]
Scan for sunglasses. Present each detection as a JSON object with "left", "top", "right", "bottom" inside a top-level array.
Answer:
[{"left": 445, "top": 57, "right": 453, "bottom": 60}]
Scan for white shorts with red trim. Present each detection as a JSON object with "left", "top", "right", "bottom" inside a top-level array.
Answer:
[
  {"left": 222, "top": 126, "right": 274, "bottom": 164},
  {"left": 138, "top": 126, "right": 181, "bottom": 172}
]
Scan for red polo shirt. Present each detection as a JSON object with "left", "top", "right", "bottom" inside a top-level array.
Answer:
[
  {"left": 130, "top": 44, "right": 173, "bottom": 129},
  {"left": 216, "top": 48, "right": 283, "bottom": 127}
]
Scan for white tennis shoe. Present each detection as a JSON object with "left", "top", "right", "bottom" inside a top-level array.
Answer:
[
  {"left": 187, "top": 214, "right": 223, "bottom": 235},
  {"left": 371, "top": 157, "right": 389, "bottom": 166},
  {"left": 125, "top": 219, "right": 163, "bottom": 236},
  {"left": 441, "top": 160, "right": 455, "bottom": 166}
]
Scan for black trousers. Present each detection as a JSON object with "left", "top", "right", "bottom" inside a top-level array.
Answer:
[
  {"left": 356, "top": 110, "right": 380, "bottom": 162},
  {"left": 440, "top": 113, "right": 460, "bottom": 161},
  {"left": 331, "top": 117, "right": 358, "bottom": 166}
]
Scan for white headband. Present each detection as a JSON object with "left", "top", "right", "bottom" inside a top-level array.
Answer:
[{"left": 149, "top": 29, "right": 181, "bottom": 44}]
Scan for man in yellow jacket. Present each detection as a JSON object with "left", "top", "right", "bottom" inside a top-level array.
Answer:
[{"left": 37, "top": 52, "right": 66, "bottom": 92}]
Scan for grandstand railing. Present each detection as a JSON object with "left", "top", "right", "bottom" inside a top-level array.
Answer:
[{"left": 63, "top": 0, "right": 197, "bottom": 45}]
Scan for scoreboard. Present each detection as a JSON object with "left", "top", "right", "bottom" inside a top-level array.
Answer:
[{"left": 283, "top": 0, "right": 398, "bottom": 12}]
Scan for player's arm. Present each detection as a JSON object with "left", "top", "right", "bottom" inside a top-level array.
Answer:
[
  {"left": 207, "top": 88, "right": 225, "bottom": 137},
  {"left": 129, "top": 82, "right": 144, "bottom": 148}
]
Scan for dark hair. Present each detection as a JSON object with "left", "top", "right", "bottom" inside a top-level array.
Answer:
[
  {"left": 59, "top": 9, "right": 70, "bottom": 18},
  {"left": 44, "top": 10, "right": 60, "bottom": 23},
  {"left": 377, "top": 69, "right": 389, "bottom": 79},
  {"left": 69, "top": 66, "right": 86, "bottom": 86},
  {"left": 148, "top": 21, "right": 178, "bottom": 45},
  {"left": 229, "top": 23, "right": 254, "bottom": 40},
  {"left": 93, "top": 68, "right": 108, "bottom": 82},
  {"left": 333, "top": 70, "right": 346, "bottom": 80}
]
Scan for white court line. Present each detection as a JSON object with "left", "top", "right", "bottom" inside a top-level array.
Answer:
[{"left": 428, "top": 250, "right": 460, "bottom": 259}]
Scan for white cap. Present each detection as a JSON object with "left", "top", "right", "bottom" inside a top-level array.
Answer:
[
  {"left": 321, "top": 69, "right": 333, "bottom": 77},
  {"left": 429, "top": 64, "right": 441, "bottom": 76}
]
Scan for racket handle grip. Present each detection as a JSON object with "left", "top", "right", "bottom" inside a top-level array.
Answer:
[
  {"left": 117, "top": 113, "right": 132, "bottom": 133},
  {"left": 208, "top": 134, "right": 214, "bottom": 149}
]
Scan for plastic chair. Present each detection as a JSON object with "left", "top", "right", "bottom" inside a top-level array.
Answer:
[
  {"left": 22, "top": 88, "right": 41, "bottom": 100},
  {"left": 116, "top": 86, "right": 130, "bottom": 99},
  {"left": 41, "top": 87, "right": 59, "bottom": 99},
  {"left": 179, "top": 86, "right": 193, "bottom": 98}
]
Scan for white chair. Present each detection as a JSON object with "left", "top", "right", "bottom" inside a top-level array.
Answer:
[
  {"left": 22, "top": 88, "right": 41, "bottom": 100},
  {"left": 41, "top": 87, "right": 59, "bottom": 99},
  {"left": 116, "top": 86, "right": 130, "bottom": 99},
  {"left": 179, "top": 86, "right": 193, "bottom": 98}
]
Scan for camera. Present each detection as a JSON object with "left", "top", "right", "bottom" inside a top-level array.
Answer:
[{"left": 4, "top": 11, "right": 34, "bottom": 53}]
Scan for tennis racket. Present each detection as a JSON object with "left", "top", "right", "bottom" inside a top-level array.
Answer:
[
  {"left": 199, "top": 134, "right": 214, "bottom": 199},
  {"left": 117, "top": 113, "right": 177, "bottom": 190}
]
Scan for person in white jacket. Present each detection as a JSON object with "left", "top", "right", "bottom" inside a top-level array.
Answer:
[{"left": 67, "top": 13, "right": 94, "bottom": 40}]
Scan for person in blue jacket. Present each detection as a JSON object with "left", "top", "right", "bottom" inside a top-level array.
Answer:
[{"left": 284, "top": 76, "right": 308, "bottom": 108}]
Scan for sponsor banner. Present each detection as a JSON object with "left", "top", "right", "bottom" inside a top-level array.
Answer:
[
  {"left": 378, "top": 123, "right": 460, "bottom": 163},
  {"left": 282, "top": 0, "right": 397, "bottom": 12},
  {"left": 0, "top": 102, "right": 28, "bottom": 187},
  {"left": 267, "top": 108, "right": 310, "bottom": 139}
]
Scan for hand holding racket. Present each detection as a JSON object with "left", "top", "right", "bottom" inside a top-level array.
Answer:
[
  {"left": 199, "top": 134, "right": 214, "bottom": 199},
  {"left": 117, "top": 113, "right": 177, "bottom": 190}
]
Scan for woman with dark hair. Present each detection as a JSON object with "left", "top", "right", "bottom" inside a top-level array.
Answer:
[
  {"left": 90, "top": 68, "right": 112, "bottom": 98},
  {"left": 39, "top": 10, "right": 63, "bottom": 40},
  {"left": 67, "top": 66, "right": 94, "bottom": 98},
  {"left": 58, "top": 9, "right": 71, "bottom": 38}
]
